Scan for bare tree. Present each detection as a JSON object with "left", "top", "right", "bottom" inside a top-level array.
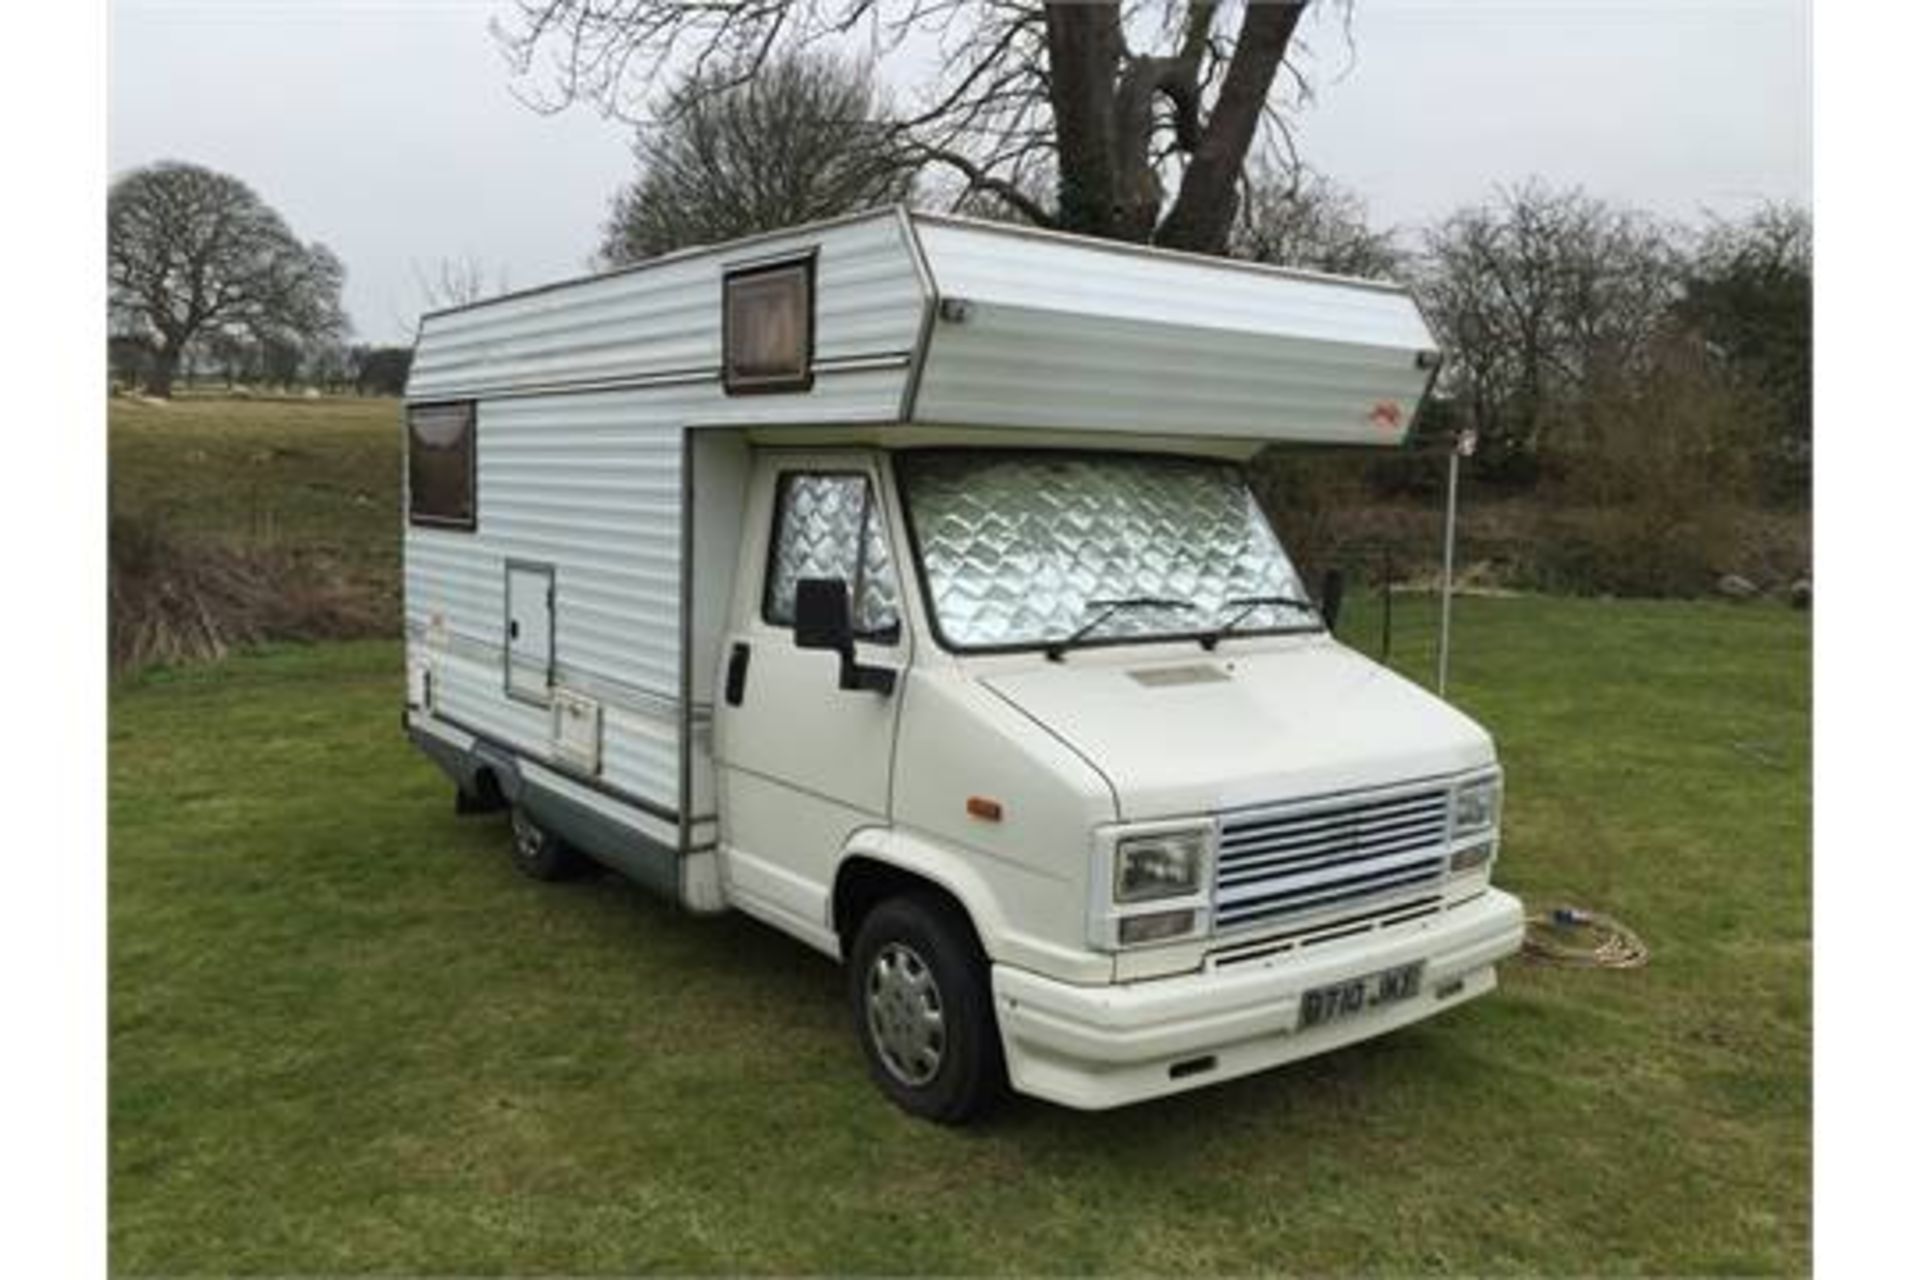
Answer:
[
  {"left": 1416, "top": 182, "right": 1677, "bottom": 478},
  {"left": 202, "top": 330, "right": 258, "bottom": 389},
  {"left": 301, "top": 341, "right": 352, "bottom": 394},
  {"left": 1231, "top": 162, "right": 1400, "bottom": 278},
  {"left": 107, "top": 336, "right": 157, "bottom": 394},
  {"left": 497, "top": 1, "right": 1343, "bottom": 254},
  {"left": 258, "top": 335, "right": 306, "bottom": 391},
  {"left": 349, "top": 344, "right": 415, "bottom": 397},
  {"left": 600, "top": 50, "right": 914, "bottom": 264},
  {"left": 1675, "top": 202, "right": 1810, "bottom": 498},
  {"left": 107, "top": 161, "right": 346, "bottom": 397},
  {"left": 414, "top": 254, "right": 511, "bottom": 311}
]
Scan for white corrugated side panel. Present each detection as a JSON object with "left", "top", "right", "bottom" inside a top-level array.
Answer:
[
  {"left": 407, "top": 361, "right": 911, "bottom": 833},
  {"left": 908, "top": 218, "right": 1436, "bottom": 445},
  {"left": 407, "top": 388, "right": 683, "bottom": 816},
  {"left": 405, "top": 209, "right": 922, "bottom": 845},
  {"left": 407, "top": 210, "right": 925, "bottom": 399}
]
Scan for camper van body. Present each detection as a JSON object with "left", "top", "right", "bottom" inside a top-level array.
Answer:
[{"left": 402, "top": 208, "right": 1524, "bottom": 1118}]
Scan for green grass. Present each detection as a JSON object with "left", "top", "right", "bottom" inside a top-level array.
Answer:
[
  {"left": 110, "top": 593, "right": 1809, "bottom": 1274},
  {"left": 109, "top": 394, "right": 402, "bottom": 622}
]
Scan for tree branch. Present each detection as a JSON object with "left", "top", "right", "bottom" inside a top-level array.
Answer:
[
  {"left": 906, "top": 140, "right": 1056, "bottom": 227},
  {"left": 1154, "top": 0, "right": 1306, "bottom": 252}
]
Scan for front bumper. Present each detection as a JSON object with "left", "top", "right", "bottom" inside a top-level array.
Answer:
[{"left": 992, "top": 888, "right": 1525, "bottom": 1110}]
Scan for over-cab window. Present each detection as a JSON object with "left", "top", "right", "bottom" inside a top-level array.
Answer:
[
  {"left": 763, "top": 473, "right": 900, "bottom": 640},
  {"left": 723, "top": 257, "right": 814, "bottom": 394},
  {"left": 407, "top": 401, "right": 476, "bottom": 529}
]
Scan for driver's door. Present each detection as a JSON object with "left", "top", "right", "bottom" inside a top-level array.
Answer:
[{"left": 710, "top": 452, "right": 909, "bottom": 948}]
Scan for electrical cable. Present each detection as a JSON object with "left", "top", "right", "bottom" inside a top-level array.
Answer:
[{"left": 1521, "top": 904, "right": 1649, "bottom": 969}]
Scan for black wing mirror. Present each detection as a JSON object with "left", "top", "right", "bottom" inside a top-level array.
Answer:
[
  {"left": 794, "top": 578, "right": 897, "bottom": 695},
  {"left": 794, "top": 577, "right": 853, "bottom": 651},
  {"left": 1318, "top": 568, "right": 1346, "bottom": 635}
]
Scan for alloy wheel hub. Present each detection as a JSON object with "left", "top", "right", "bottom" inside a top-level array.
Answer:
[{"left": 865, "top": 941, "right": 946, "bottom": 1087}]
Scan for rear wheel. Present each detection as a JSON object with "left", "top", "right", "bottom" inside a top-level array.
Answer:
[
  {"left": 507, "top": 804, "right": 587, "bottom": 881},
  {"left": 848, "top": 894, "right": 1004, "bottom": 1124}
]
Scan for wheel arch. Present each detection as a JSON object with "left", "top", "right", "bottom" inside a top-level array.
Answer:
[
  {"left": 465, "top": 762, "right": 508, "bottom": 811},
  {"left": 470, "top": 741, "right": 525, "bottom": 804},
  {"left": 832, "top": 831, "right": 1007, "bottom": 964}
]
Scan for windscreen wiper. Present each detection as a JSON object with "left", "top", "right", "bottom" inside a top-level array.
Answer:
[
  {"left": 1197, "top": 594, "right": 1321, "bottom": 651},
  {"left": 1044, "top": 598, "right": 1196, "bottom": 662}
]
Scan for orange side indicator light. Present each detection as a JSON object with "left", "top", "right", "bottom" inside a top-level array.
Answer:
[{"left": 966, "top": 796, "right": 1004, "bottom": 822}]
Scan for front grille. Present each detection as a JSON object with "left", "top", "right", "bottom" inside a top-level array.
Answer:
[
  {"left": 1214, "top": 784, "right": 1451, "bottom": 932},
  {"left": 1211, "top": 895, "right": 1445, "bottom": 969}
]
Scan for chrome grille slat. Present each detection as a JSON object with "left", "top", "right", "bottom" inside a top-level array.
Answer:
[
  {"left": 1211, "top": 895, "right": 1447, "bottom": 967},
  {"left": 1222, "top": 798, "right": 1447, "bottom": 849},
  {"left": 1216, "top": 880, "right": 1441, "bottom": 930},
  {"left": 1225, "top": 786, "right": 1447, "bottom": 827},
  {"left": 1218, "top": 820, "right": 1447, "bottom": 876},
  {"left": 1216, "top": 861, "right": 1448, "bottom": 920},
  {"left": 1214, "top": 784, "right": 1451, "bottom": 932},
  {"left": 1218, "top": 834, "right": 1447, "bottom": 889}
]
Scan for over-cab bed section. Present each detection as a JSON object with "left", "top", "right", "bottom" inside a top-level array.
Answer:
[{"left": 905, "top": 213, "right": 1438, "bottom": 445}]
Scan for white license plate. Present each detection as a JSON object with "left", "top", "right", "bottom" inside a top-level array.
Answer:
[{"left": 1299, "top": 961, "right": 1425, "bottom": 1029}]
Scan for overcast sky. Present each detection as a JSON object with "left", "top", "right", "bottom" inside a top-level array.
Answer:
[{"left": 110, "top": 0, "right": 1810, "bottom": 345}]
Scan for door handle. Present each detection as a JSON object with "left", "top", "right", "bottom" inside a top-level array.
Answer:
[
  {"left": 724, "top": 642, "right": 752, "bottom": 707},
  {"left": 509, "top": 619, "right": 520, "bottom": 640}
]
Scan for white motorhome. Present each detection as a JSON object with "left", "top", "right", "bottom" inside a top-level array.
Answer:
[{"left": 402, "top": 208, "right": 1523, "bottom": 1122}]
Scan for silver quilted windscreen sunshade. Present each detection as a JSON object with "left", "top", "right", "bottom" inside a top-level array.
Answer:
[
  {"left": 898, "top": 452, "right": 1311, "bottom": 650},
  {"left": 764, "top": 473, "right": 901, "bottom": 637}
]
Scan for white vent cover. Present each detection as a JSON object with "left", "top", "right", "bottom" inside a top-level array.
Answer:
[{"left": 551, "top": 690, "right": 602, "bottom": 773}]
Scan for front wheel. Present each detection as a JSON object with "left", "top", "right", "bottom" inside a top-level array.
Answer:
[{"left": 848, "top": 894, "right": 1005, "bottom": 1124}]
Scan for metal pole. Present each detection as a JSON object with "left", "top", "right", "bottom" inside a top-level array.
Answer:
[
  {"left": 1437, "top": 445, "right": 1460, "bottom": 697},
  {"left": 1381, "top": 546, "right": 1394, "bottom": 662}
]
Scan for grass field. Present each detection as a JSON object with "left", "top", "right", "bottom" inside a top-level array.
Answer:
[
  {"left": 110, "top": 584, "right": 1810, "bottom": 1273},
  {"left": 110, "top": 393, "right": 400, "bottom": 577},
  {"left": 109, "top": 394, "right": 403, "bottom": 664}
]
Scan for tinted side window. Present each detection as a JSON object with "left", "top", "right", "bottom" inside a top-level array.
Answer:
[
  {"left": 763, "top": 473, "right": 900, "bottom": 640},
  {"left": 407, "top": 402, "right": 475, "bottom": 529},
  {"left": 723, "top": 258, "right": 814, "bottom": 394}
]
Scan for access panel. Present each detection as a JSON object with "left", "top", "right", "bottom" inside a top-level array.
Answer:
[{"left": 505, "top": 560, "right": 554, "bottom": 703}]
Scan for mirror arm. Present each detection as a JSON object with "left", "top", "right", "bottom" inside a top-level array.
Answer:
[{"left": 838, "top": 648, "right": 897, "bottom": 696}]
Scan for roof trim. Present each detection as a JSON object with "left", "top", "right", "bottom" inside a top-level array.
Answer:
[
  {"left": 414, "top": 203, "right": 1417, "bottom": 330},
  {"left": 414, "top": 204, "right": 908, "bottom": 325},
  {"left": 906, "top": 209, "right": 1412, "bottom": 297}
]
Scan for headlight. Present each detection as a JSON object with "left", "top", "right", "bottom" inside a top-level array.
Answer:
[
  {"left": 1453, "top": 775, "right": 1502, "bottom": 837},
  {"left": 1114, "top": 829, "right": 1208, "bottom": 903}
]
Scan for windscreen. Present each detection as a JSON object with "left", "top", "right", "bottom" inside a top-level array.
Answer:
[{"left": 897, "top": 451, "right": 1314, "bottom": 651}]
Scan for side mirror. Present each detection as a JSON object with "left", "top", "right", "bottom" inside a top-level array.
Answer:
[
  {"left": 1319, "top": 568, "right": 1346, "bottom": 635},
  {"left": 794, "top": 577, "right": 854, "bottom": 652},
  {"left": 794, "top": 578, "right": 897, "bottom": 695}
]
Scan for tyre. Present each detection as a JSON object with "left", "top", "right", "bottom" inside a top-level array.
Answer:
[
  {"left": 454, "top": 784, "right": 502, "bottom": 815},
  {"left": 507, "top": 804, "right": 588, "bottom": 882},
  {"left": 847, "top": 893, "right": 1005, "bottom": 1124}
]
